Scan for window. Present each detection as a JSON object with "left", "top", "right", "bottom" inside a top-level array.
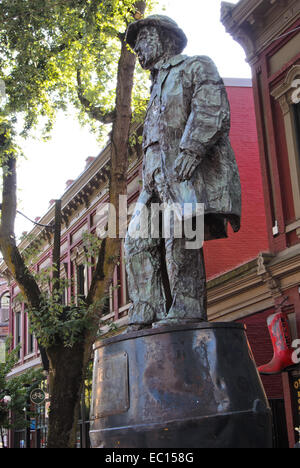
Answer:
[
  {"left": 72, "top": 262, "right": 88, "bottom": 304},
  {"left": 0, "top": 292, "right": 10, "bottom": 309},
  {"left": 60, "top": 262, "right": 69, "bottom": 306},
  {"left": 271, "top": 66, "right": 300, "bottom": 222},
  {"left": 28, "top": 327, "right": 34, "bottom": 354},
  {"left": 0, "top": 292, "right": 10, "bottom": 323},
  {"left": 77, "top": 264, "right": 86, "bottom": 299},
  {"left": 293, "top": 103, "right": 300, "bottom": 161},
  {"left": 15, "top": 311, "right": 21, "bottom": 359},
  {"left": 27, "top": 316, "right": 34, "bottom": 355}
]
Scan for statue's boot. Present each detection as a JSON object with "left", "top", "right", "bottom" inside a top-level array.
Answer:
[
  {"left": 258, "top": 312, "right": 297, "bottom": 375},
  {"left": 161, "top": 238, "right": 207, "bottom": 324}
]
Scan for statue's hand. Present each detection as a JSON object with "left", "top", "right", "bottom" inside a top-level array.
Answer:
[{"left": 174, "top": 151, "right": 199, "bottom": 181}]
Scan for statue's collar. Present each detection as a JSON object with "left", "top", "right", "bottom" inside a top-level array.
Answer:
[{"left": 153, "top": 54, "right": 186, "bottom": 72}]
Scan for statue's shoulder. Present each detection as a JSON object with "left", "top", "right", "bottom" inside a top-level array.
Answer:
[
  {"left": 183, "top": 55, "right": 221, "bottom": 80},
  {"left": 183, "top": 55, "right": 217, "bottom": 69},
  {"left": 184, "top": 54, "right": 215, "bottom": 64}
]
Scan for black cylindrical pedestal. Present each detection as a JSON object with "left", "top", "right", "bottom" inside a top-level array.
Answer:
[{"left": 90, "top": 322, "right": 272, "bottom": 448}]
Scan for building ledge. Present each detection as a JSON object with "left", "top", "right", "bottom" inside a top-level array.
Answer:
[
  {"left": 286, "top": 219, "right": 300, "bottom": 235},
  {"left": 7, "top": 357, "right": 42, "bottom": 379},
  {"left": 207, "top": 258, "right": 258, "bottom": 290}
]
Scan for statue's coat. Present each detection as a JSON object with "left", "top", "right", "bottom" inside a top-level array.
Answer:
[{"left": 141, "top": 53, "right": 241, "bottom": 239}]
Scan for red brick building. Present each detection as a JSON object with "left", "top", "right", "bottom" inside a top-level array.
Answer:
[
  {"left": 222, "top": 0, "right": 300, "bottom": 447},
  {"left": 205, "top": 80, "right": 269, "bottom": 278}
]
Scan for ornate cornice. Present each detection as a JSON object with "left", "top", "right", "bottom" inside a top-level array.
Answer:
[
  {"left": 207, "top": 246, "right": 300, "bottom": 321},
  {"left": 221, "top": 0, "right": 300, "bottom": 65},
  {"left": 221, "top": 1, "right": 256, "bottom": 62}
]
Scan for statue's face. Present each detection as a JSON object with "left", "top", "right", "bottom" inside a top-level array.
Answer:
[{"left": 134, "top": 26, "right": 164, "bottom": 70}]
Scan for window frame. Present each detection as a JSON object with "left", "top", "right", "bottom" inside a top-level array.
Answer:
[
  {"left": 293, "top": 102, "right": 300, "bottom": 162},
  {"left": 15, "top": 310, "right": 22, "bottom": 360},
  {"left": 26, "top": 312, "right": 35, "bottom": 356},
  {"left": 271, "top": 65, "right": 300, "bottom": 226}
]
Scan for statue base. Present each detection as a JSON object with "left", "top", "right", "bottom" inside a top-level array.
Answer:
[{"left": 90, "top": 322, "right": 272, "bottom": 448}]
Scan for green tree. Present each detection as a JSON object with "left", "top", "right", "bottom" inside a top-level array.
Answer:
[
  {"left": 0, "top": 0, "right": 149, "bottom": 139},
  {"left": 0, "top": 0, "right": 153, "bottom": 448},
  {"left": 0, "top": 339, "right": 43, "bottom": 448}
]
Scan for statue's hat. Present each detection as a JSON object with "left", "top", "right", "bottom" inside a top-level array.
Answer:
[{"left": 126, "top": 15, "right": 187, "bottom": 53}]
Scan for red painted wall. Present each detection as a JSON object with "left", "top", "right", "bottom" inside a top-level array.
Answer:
[{"left": 204, "top": 85, "right": 270, "bottom": 279}]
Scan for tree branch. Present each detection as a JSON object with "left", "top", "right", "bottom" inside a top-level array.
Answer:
[{"left": 76, "top": 69, "right": 116, "bottom": 124}]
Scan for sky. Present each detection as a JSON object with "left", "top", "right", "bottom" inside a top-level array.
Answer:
[{"left": 14, "top": 0, "right": 250, "bottom": 237}]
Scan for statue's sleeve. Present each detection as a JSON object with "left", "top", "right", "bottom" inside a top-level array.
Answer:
[{"left": 179, "top": 56, "right": 230, "bottom": 160}]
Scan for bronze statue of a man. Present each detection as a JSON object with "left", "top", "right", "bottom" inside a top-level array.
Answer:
[{"left": 124, "top": 15, "right": 241, "bottom": 330}]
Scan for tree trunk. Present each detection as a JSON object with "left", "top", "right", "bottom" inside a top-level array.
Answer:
[{"left": 46, "top": 341, "right": 86, "bottom": 448}]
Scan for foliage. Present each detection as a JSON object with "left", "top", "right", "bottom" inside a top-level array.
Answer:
[
  {"left": 82, "top": 231, "right": 103, "bottom": 264},
  {"left": 17, "top": 230, "right": 105, "bottom": 347},
  {"left": 29, "top": 292, "right": 93, "bottom": 348},
  {"left": 11, "top": 266, "right": 97, "bottom": 348},
  {"left": 0, "top": 0, "right": 154, "bottom": 148},
  {"left": 0, "top": 116, "right": 22, "bottom": 164},
  {"left": 0, "top": 338, "right": 44, "bottom": 432},
  {"left": 13, "top": 229, "right": 107, "bottom": 348}
]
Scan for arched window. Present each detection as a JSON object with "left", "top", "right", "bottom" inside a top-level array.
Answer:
[
  {"left": 0, "top": 291, "right": 10, "bottom": 308},
  {"left": 294, "top": 101, "right": 300, "bottom": 160},
  {"left": 0, "top": 291, "right": 10, "bottom": 323}
]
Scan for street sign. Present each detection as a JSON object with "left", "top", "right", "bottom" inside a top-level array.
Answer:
[{"left": 30, "top": 389, "right": 46, "bottom": 406}]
